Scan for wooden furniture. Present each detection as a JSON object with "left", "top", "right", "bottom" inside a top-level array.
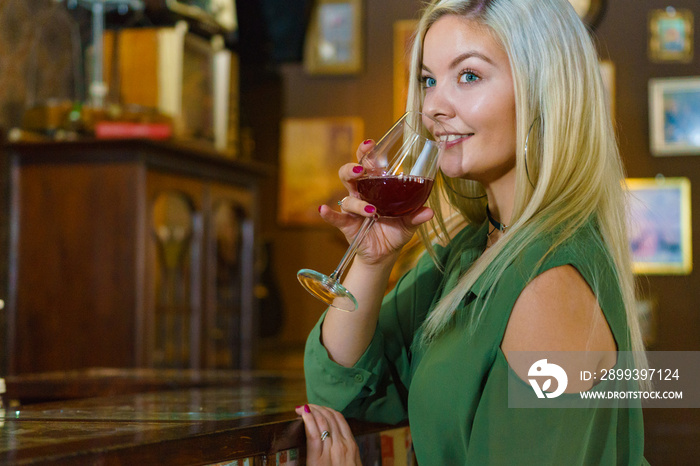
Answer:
[
  {"left": 0, "top": 370, "right": 412, "bottom": 465},
  {"left": 0, "top": 140, "right": 272, "bottom": 374}
]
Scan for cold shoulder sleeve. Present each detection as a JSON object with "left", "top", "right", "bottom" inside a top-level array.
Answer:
[{"left": 402, "top": 219, "right": 647, "bottom": 465}]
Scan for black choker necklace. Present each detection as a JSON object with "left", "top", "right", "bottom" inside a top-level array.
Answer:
[{"left": 486, "top": 206, "right": 507, "bottom": 232}]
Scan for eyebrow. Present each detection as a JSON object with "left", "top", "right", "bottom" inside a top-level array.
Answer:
[{"left": 421, "top": 50, "right": 495, "bottom": 73}]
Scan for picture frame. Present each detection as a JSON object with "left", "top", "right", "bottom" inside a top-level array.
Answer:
[
  {"left": 304, "top": 0, "right": 363, "bottom": 75},
  {"left": 393, "top": 20, "right": 418, "bottom": 120},
  {"left": 626, "top": 177, "right": 692, "bottom": 275},
  {"left": 278, "top": 117, "right": 364, "bottom": 226},
  {"left": 648, "top": 76, "right": 700, "bottom": 156},
  {"left": 648, "top": 8, "right": 693, "bottom": 63}
]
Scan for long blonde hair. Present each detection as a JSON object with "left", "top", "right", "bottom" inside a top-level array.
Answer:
[{"left": 405, "top": 0, "right": 647, "bottom": 371}]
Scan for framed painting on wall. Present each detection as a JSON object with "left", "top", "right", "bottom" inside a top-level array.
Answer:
[
  {"left": 393, "top": 20, "right": 418, "bottom": 120},
  {"left": 278, "top": 117, "right": 364, "bottom": 226},
  {"left": 304, "top": 0, "right": 363, "bottom": 75},
  {"left": 648, "top": 7, "right": 694, "bottom": 63},
  {"left": 649, "top": 76, "right": 700, "bottom": 156},
  {"left": 627, "top": 177, "right": 692, "bottom": 275}
]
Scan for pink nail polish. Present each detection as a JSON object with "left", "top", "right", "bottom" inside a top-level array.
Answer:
[
  {"left": 353, "top": 165, "right": 364, "bottom": 174},
  {"left": 318, "top": 205, "right": 322, "bottom": 213},
  {"left": 364, "top": 205, "right": 376, "bottom": 214},
  {"left": 304, "top": 404, "right": 311, "bottom": 413},
  {"left": 363, "top": 139, "right": 372, "bottom": 145},
  {"left": 295, "top": 405, "right": 303, "bottom": 409}
]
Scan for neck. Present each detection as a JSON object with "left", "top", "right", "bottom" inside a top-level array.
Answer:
[
  {"left": 486, "top": 205, "right": 507, "bottom": 232},
  {"left": 482, "top": 170, "right": 515, "bottom": 244},
  {"left": 484, "top": 174, "right": 514, "bottom": 227}
]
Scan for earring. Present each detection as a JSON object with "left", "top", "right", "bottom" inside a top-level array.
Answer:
[{"left": 524, "top": 116, "right": 541, "bottom": 188}]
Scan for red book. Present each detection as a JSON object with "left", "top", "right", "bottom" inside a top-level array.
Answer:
[{"left": 95, "top": 121, "right": 172, "bottom": 140}]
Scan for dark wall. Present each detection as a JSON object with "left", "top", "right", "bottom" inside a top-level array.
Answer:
[
  {"left": 601, "top": 0, "right": 700, "bottom": 353},
  {"left": 272, "top": 0, "right": 700, "bottom": 348},
  {"left": 598, "top": 1, "right": 700, "bottom": 462},
  {"left": 267, "top": 0, "right": 425, "bottom": 343},
  {"left": 266, "top": 0, "right": 700, "bottom": 462}
]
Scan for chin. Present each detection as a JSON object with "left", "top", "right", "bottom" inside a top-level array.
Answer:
[
  {"left": 439, "top": 156, "right": 467, "bottom": 179},
  {"left": 441, "top": 169, "right": 465, "bottom": 180},
  {"left": 440, "top": 161, "right": 474, "bottom": 180}
]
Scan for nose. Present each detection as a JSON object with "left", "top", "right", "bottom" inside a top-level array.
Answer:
[{"left": 421, "top": 84, "right": 453, "bottom": 131}]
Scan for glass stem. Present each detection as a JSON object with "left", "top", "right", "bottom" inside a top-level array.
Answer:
[{"left": 329, "top": 216, "right": 376, "bottom": 282}]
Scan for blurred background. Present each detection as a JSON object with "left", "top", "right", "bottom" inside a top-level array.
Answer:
[{"left": 0, "top": 0, "right": 698, "bottom": 463}]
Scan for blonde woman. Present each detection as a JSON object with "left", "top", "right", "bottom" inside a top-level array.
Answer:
[{"left": 302, "top": 0, "right": 648, "bottom": 464}]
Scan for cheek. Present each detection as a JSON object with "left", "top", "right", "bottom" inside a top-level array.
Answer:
[
  {"left": 486, "top": 96, "right": 517, "bottom": 151},
  {"left": 481, "top": 96, "right": 514, "bottom": 129},
  {"left": 501, "top": 105, "right": 518, "bottom": 153},
  {"left": 469, "top": 93, "right": 491, "bottom": 116},
  {"left": 456, "top": 94, "right": 487, "bottom": 122}
]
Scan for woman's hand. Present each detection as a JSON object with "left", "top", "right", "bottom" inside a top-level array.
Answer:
[
  {"left": 318, "top": 140, "right": 435, "bottom": 267},
  {"left": 295, "top": 404, "right": 362, "bottom": 466}
]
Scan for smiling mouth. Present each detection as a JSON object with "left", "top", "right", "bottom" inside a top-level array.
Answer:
[{"left": 440, "top": 133, "right": 473, "bottom": 148}]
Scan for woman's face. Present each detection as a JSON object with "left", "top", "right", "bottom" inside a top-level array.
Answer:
[{"left": 421, "top": 15, "right": 517, "bottom": 185}]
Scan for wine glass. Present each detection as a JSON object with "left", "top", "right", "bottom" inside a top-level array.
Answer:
[{"left": 297, "top": 111, "right": 445, "bottom": 312}]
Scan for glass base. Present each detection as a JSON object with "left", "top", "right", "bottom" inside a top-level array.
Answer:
[{"left": 297, "top": 269, "right": 358, "bottom": 312}]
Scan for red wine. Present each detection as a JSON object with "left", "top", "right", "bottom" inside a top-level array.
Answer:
[{"left": 356, "top": 175, "right": 434, "bottom": 217}]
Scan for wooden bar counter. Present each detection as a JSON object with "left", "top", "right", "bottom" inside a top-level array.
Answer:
[{"left": 0, "top": 369, "right": 411, "bottom": 465}]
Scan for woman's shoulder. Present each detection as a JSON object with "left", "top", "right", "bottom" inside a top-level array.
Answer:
[
  {"left": 513, "top": 218, "right": 613, "bottom": 276},
  {"left": 504, "top": 218, "right": 625, "bottom": 327}
]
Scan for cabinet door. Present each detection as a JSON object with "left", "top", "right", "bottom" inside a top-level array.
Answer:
[
  {"left": 145, "top": 172, "right": 204, "bottom": 369},
  {"left": 12, "top": 163, "right": 142, "bottom": 373},
  {"left": 204, "top": 182, "right": 255, "bottom": 369}
]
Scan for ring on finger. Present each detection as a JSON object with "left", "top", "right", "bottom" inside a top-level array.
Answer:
[
  {"left": 321, "top": 430, "right": 330, "bottom": 442},
  {"left": 337, "top": 196, "right": 350, "bottom": 210}
]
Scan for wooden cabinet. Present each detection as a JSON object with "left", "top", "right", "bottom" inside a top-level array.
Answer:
[{"left": 0, "top": 140, "right": 271, "bottom": 374}]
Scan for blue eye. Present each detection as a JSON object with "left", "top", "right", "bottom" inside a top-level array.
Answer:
[
  {"left": 459, "top": 71, "right": 479, "bottom": 83},
  {"left": 422, "top": 76, "right": 436, "bottom": 88}
]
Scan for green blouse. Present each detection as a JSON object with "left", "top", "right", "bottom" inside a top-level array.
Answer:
[{"left": 304, "top": 221, "right": 648, "bottom": 465}]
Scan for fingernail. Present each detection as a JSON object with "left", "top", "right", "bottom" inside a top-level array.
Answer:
[
  {"left": 364, "top": 205, "right": 376, "bottom": 214},
  {"left": 295, "top": 405, "right": 302, "bottom": 409},
  {"left": 304, "top": 404, "right": 311, "bottom": 413},
  {"left": 352, "top": 165, "right": 364, "bottom": 174},
  {"left": 318, "top": 205, "right": 322, "bottom": 213},
  {"left": 363, "top": 139, "right": 372, "bottom": 145}
]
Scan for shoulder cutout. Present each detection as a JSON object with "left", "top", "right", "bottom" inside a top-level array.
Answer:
[{"left": 501, "top": 265, "right": 617, "bottom": 392}]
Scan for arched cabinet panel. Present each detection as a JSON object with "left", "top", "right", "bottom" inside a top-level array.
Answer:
[
  {"left": 205, "top": 186, "right": 255, "bottom": 369},
  {"left": 2, "top": 140, "right": 267, "bottom": 374},
  {"left": 150, "top": 189, "right": 199, "bottom": 368}
]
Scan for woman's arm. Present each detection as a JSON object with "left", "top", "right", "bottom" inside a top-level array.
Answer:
[
  {"left": 320, "top": 256, "right": 396, "bottom": 367},
  {"left": 315, "top": 141, "right": 435, "bottom": 368},
  {"left": 501, "top": 264, "right": 617, "bottom": 392}
]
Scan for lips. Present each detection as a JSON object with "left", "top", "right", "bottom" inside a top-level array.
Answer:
[{"left": 439, "top": 133, "right": 473, "bottom": 149}]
